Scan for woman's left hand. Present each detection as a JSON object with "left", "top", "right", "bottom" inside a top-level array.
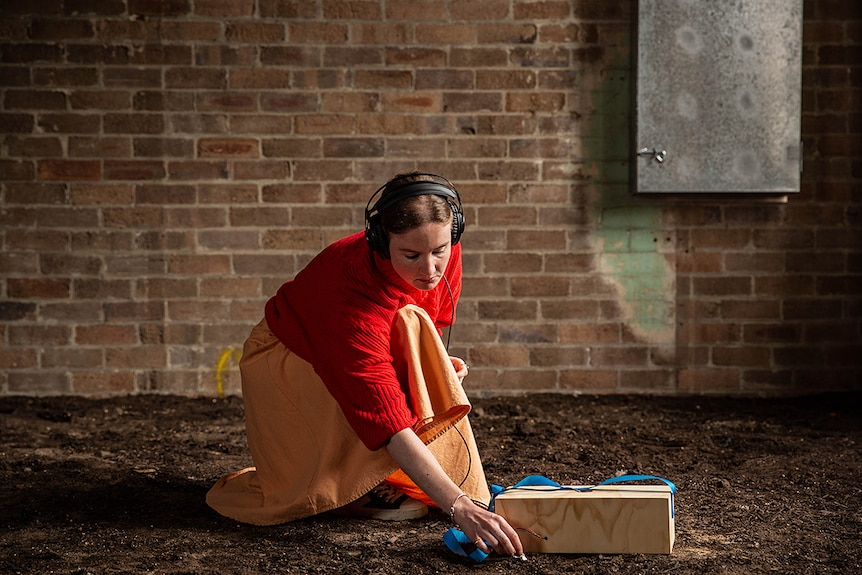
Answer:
[{"left": 450, "top": 356, "right": 469, "bottom": 382}]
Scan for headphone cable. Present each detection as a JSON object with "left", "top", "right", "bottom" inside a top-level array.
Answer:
[{"left": 441, "top": 274, "right": 471, "bottom": 487}]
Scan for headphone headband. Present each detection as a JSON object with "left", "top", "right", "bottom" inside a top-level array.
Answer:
[
  {"left": 365, "top": 175, "right": 461, "bottom": 219},
  {"left": 364, "top": 173, "right": 465, "bottom": 258}
]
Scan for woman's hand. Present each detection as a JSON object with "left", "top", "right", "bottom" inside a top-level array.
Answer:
[
  {"left": 450, "top": 356, "right": 469, "bottom": 382},
  {"left": 387, "top": 429, "right": 524, "bottom": 558},
  {"left": 451, "top": 494, "right": 524, "bottom": 558}
]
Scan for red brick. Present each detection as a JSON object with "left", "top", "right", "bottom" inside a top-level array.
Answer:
[
  {"left": 591, "top": 346, "right": 649, "bottom": 367},
  {"left": 103, "top": 68, "right": 161, "bottom": 87},
  {"left": 104, "top": 113, "right": 164, "bottom": 134},
  {"left": 168, "top": 160, "right": 227, "bottom": 180},
  {"left": 679, "top": 369, "right": 742, "bottom": 393},
  {"left": 134, "top": 137, "right": 194, "bottom": 158},
  {"left": 199, "top": 183, "right": 260, "bottom": 203},
  {"left": 712, "top": 346, "right": 772, "bottom": 367},
  {"left": 36, "top": 159, "right": 100, "bottom": 181},
  {"left": 477, "top": 300, "right": 537, "bottom": 321},
  {"left": 355, "top": 69, "right": 413, "bottom": 89},
  {"left": 76, "top": 325, "right": 139, "bottom": 345},
  {"left": 164, "top": 67, "right": 226, "bottom": 89},
  {"left": 530, "top": 346, "right": 588, "bottom": 367},
  {"left": 105, "top": 346, "right": 167, "bottom": 369},
  {"left": 33, "top": 67, "right": 99, "bottom": 87},
  {"left": 165, "top": 207, "right": 227, "bottom": 228},
  {"left": 198, "top": 138, "right": 260, "bottom": 158},
  {"left": 7, "top": 278, "right": 69, "bottom": 299},
  {"left": 514, "top": 1, "right": 570, "bottom": 19},
  {"left": 784, "top": 299, "right": 843, "bottom": 320},
  {"left": 39, "top": 113, "right": 102, "bottom": 133},
  {"left": 540, "top": 23, "right": 581, "bottom": 43},
  {"left": 416, "top": 23, "right": 476, "bottom": 44},
  {"left": 386, "top": 47, "right": 447, "bottom": 67},
  {"left": 228, "top": 69, "right": 291, "bottom": 89},
  {"left": 559, "top": 323, "right": 620, "bottom": 344},
  {"left": 195, "top": 0, "right": 254, "bottom": 17},
  {"left": 452, "top": 0, "right": 509, "bottom": 20},
  {"left": 288, "top": 22, "right": 348, "bottom": 43},
  {"left": 9, "top": 325, "right": 71, "bottom": 346},
  {"left": 232, "top": 115, "right": 294, "bottom": 134},
  {"left": 8, "top": 372, "right": 71, "bottom": 394},
  {"left": 73, "top": 371, "right": 136, "bottom": 394},
  {"left": 167, "top": 300, "right": 231, "bottom": 321},
  {"left": 4, "top": 183, "right": 65, "bottom": 204},
  {"left": 443, "top": 93, "right": 503, "bottom": 113},
  {"left": 0, "top": 348, "right": 38, "bottom": 368},
  {"left": 134, "top": 90, "right": 195, "bottom": 112},
  {"left": 354, "top": 23, "right": 410, "bottom": 44},
  {"left": 40, "top": 253, "right": 102, "bottom": 275},
  {"left": 724, "top": 253, "right": 785, "bottom": 273},
  {"left": 385, "top": 0, "right": 446, "bottom": 20},
  {"left": 0, "top": 113, "right": 36, "bottom": 133},
  {"left": 291, "top": 207, "right": 352, "bottom": 227},
  {"left": 169, "top": 255, "right": 232, "bottom": 275},
  {"left": 511, "top": 46, "right": 570, "bottom": 67},
  {"left": 103, "top": 160, "right": 166, "bottom": 180},
  {"left": 292, "top": 69, "right": 348, "bottom": 90},
  {"left": 323, "top": 137, "right": 384, "bottom": 158},
  {"left": 541, "top": 300, "right": 598, "bottom": 320},
  {"left": 69, "top": 136, "right": 132, "bottom": 158},
  {"left": 4, "top": 89, "right": 67, "bottom": 110},
  {"left": 620, "top": 369, "right": 675, "bottom": 390},
  {"left": 721, "top": 300, "right": 781, "bottom": 320},
  {"left": 262, "top": 93, "right": 319, "bottom": 113},
  {"left": 560, "top": 369, "right": 617, "bottom": 390},
  {"left": 692, "top": 276, "right": 752, "bottom": 297},
  {"left": 322, "top": 0, "right": 382, "bottom": 19},
  {"left": 260, "top": 46, "right": 321, "bottom": 67},
  {"left": 42, "top": 347, "right": 104, "bottom": 369},
  {"left": 234, "top": 160, "right": 291, "bottom": 180},
  {"left": 292, "top": 160, "right": 353, "bottom": 181},
  {"left": 507, "top": 229, "right": 566, "bottom": 251},
  {"left": 469, "top": 345, "right": 529, "bottom": 367},
  {"left": 200, "top": 277, "right": 260, "bottom": 298},
  {"left": 0, "top": 160, "right": 36, "bottom": 181}
]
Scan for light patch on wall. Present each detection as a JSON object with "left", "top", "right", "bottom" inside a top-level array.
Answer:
[{"left": 580, "top": 42, "right": 676, "bottom": 345}]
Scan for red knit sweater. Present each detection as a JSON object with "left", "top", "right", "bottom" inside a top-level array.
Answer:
[{"left": 264, "top": 231, "right": 462, "bottom": 451}]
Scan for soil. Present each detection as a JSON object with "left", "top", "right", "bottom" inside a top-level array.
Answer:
[{"left": 1, "top": 392, "right": 860, "bottom": 575}]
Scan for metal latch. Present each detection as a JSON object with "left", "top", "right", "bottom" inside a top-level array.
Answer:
[{"left": 637, "top": 147, "right": 667, "bottom": 163}]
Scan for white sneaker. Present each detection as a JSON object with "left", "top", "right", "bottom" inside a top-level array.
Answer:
[{"left": 334, "top": 483, "right": 428, "bottom": 521}]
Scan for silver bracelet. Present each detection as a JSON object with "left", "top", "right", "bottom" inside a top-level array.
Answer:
[{"left": 449, "top": 493, "right": 470, "bottom": 522}]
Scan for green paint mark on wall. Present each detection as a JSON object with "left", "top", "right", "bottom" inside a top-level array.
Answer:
[{"left": 582, "top": 45, "right": 675, "bottom": 344}]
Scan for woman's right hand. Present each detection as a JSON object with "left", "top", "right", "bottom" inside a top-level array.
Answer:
[{"left": 451, "top": 494, "right": 524, "bottom": 558}]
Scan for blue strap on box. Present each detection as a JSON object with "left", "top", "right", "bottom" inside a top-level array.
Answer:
[{"left": 443, "top": 474, "right": 676, "bottom": 563}]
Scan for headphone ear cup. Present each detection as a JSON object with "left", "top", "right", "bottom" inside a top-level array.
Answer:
[
  {"left": 449, "top": 201, "right": 465, "bottom": 246},
  {"left": 365, "top": 214, "right": 389, "bottom": 258}
]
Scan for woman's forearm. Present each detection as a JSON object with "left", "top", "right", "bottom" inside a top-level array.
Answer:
[
  {"left": 386, "top": 427, "right": 524, "bottom": 557},
  {"left": 386, "top": 427, "right": 462, "bottom": 511}
]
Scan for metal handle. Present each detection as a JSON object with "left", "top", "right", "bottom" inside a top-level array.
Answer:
[{"left": 637, "top": 147, "right": 667, "bottom": 163}]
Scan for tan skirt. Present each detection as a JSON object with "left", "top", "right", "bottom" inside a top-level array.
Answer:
[{"left": 206, "top": 304, "right": 490, "bottom": 525}]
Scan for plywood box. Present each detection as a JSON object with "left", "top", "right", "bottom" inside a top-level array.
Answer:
[{"left": 494, "top": 484, "right": 675, "bottom": 555}]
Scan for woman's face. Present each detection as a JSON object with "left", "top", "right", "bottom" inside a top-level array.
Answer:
[{"left": 388, "top": 221, "right": 452, "bottom": 291}]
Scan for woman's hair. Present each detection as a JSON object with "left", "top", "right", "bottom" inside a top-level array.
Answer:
[{"left": 378, "top": 173, "right": 454, "bottom": 235}]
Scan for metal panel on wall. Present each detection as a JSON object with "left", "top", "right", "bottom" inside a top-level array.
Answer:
[{"left": 634, "top": 0, "right": 803, "bottom": 194}]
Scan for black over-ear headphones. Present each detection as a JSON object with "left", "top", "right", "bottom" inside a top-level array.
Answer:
[{"left": 364, "top": 173, "right": 465, "bottom": 258}]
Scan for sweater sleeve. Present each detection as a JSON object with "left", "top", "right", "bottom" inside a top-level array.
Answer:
[
  {"left": 264, "top": 234, "right": 419, "bottom": 451},
  {"left": 312, "top": 287, "right": 418, "bottom": 451}
]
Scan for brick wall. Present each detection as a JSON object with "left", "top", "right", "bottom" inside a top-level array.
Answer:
[{"left": 1, "top": 0, "right": 859, "bottom": 396}]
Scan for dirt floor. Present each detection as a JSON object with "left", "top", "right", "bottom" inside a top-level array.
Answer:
[{"left": 1, "top": 391, "right": 860, "bottom": 575}]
